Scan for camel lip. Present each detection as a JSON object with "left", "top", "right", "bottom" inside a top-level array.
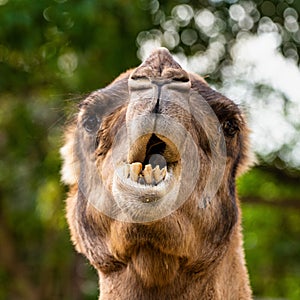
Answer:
[
  {"left": 113, "top": 162, "right": 179, "bottom": 208},
  {"left": 116, "top": 162, "right": 175, "bottom": 192}
]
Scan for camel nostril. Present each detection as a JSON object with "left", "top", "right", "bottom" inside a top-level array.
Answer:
[{"left": 152, "top": 98, "right": 160, "bottom": 114}]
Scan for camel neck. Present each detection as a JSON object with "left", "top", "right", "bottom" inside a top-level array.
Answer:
[
  {"left": 98, "top": 266, "right": 208, "bottom": 300},
  {"left": 97, "top": 241, "right": 252, "bottom": 300}
]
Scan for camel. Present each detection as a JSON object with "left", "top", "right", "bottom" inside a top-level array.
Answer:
[{"left": 60, "top": 48, "right": 253, "bottom": 299}]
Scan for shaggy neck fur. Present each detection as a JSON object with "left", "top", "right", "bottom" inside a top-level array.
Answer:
[
  {"left": 97, "top": 221, "right": 251, "bottom": 300},
  {"left": 65, "top": 187, "right": 252, "bottom": 300}
]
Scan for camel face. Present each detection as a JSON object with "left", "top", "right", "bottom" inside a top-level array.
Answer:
[
  {"left": 61, "top": 48, "right": 253, "bottom": 295},
  {"left": 73, "top": 49, "right": 239, "bottom": 223},
  {"left": 110, "top": 49, "right": 204, "bottom": 223}
]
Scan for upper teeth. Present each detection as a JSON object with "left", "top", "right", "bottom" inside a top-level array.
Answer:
[
  {"left": 129, "top": 162, "right": 142, "bottom": 182},
  {"left": 125, "top": 162, "right": 167, "bottom": 185}
]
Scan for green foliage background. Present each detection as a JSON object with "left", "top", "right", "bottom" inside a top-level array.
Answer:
[{"left": 0, "top": 0, "right": 299, "bottom": 299}]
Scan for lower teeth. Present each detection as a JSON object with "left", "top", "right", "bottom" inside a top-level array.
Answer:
[{"left": 125, "top": 163, "right": 167, "bottom": 185}]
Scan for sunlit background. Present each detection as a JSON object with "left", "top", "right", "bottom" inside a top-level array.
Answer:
[{"left": 0, "top": 0, "right": 299, "bottom": 299}]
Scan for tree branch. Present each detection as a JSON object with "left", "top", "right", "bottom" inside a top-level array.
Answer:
[{"left": 241, "top": 196, "right": 300, "bottom": 209}]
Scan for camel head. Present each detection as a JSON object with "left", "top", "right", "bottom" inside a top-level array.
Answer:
[{"left": 61, "top": 48, "right": 253, "bottom": 296}]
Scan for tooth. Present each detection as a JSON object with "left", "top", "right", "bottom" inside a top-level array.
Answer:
[
  {"left": 143, "top": 164, "right": 153, "bottom": 184},
  {"left": 153, "top": 165, "right": 161, "bottom": 182},
  {"left": 130, "top": 162, "right": 142, "bottom": 182},
  {"left": 161, "top": 166, "right": 167, "bottom": 179}
]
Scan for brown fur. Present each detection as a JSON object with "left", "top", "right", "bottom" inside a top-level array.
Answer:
[{"left": 61, "top": 48, "right": 253, "bottom": 299}]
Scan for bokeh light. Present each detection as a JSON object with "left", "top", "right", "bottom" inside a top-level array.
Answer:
[{"left": 137, "top": 0, "right": 300, "bottom": 170}]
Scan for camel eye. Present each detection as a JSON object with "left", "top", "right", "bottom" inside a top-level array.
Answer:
[
  {"left": 83, "top": 114, "right": 100, "bottom": 133},
  {"left": 222, "top": 119, "right": 239, "bottom": 137}
]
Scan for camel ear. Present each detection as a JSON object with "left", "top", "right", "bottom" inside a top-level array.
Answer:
[
  {"left": 238, "top": 150, "right": 257, "bottom": 177},
  {"left": 236, "top": 120, "right": 257, "bottom": 177},
  {"left": 60, "top": 126, "right": 79, "bottom": 185}
]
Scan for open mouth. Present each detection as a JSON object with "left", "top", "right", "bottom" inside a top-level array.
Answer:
[
  {"left": 110, "top": 116, "right": 199, "bottom": 221},
  {"left": 122, "top": 133, "right": 181, "bottom": 187}
]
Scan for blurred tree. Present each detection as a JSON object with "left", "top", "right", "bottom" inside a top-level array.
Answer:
[{"left": 0, "top": 0, "right": 299, "bottom": 299}]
